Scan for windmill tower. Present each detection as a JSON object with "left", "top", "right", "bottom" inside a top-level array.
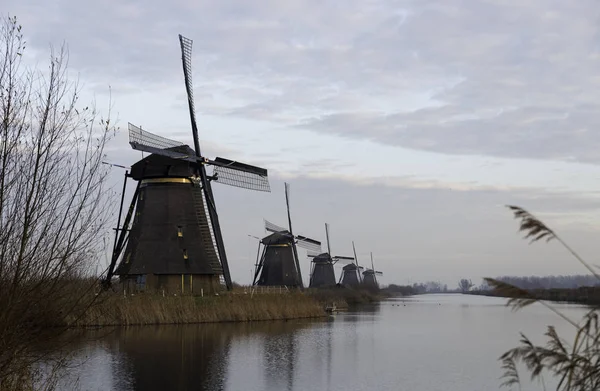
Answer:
[
  {"left": 339, "top": 241, "right": 364, "bottom": 288},
  {"left": 308, "top": 223, "right": 354, "bottom": 288},
  {"left": 362, "top": 252, "right": 383, "bottom": 290},
  {"left": 253, "top": 183, "right": 321, "bottom": 288},
  {"left": 102, "top": 35, "right": 271, "bottom": 294}
]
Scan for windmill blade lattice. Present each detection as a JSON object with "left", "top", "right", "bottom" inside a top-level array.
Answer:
[
  {"left": 296, "top": 235, "right": 322, "bottom": 253},
  {"left": 212, "top": 158, "right": 270, "bottom": 192},
  {"left": 264, "top": 219, "right": 287, "bottom": 233},
  {"left": 332, "top": 256, "right": 355, "bottom": 265},
  {"left": 178, "top": 34, "right": 202, "bottom": 155},
  {"left": 128, "top": 123, "right": 196, "bottom": 161}
]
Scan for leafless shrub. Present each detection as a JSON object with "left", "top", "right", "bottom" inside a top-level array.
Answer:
[{"left": 0, "top": 14, "right": 117, "bottom": 388}]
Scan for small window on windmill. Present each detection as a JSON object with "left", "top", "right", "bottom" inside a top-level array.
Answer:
[
  {"left": 139, "top": 190, "right": 144, "bottom": 201},
  {"left": 177, "top": 226, "right": 183, "bottom": 238},
  {"left": 136, "top": 275, "right": 146, "bottom": 290},
  {"left": 183, "top": 249, "right": 188, "bottom": 260}
]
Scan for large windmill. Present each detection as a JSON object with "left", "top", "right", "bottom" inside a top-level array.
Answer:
[
  {"left": 339, "top": 241, "right": 364, "bottom": 288},
  {"left": 253, "top": 183, "right": 321, "bottom": 288},
  {"left": 308, "top": 223, "right": 354, "bottom": 288},
  {"left": 102, "top": 35, "right": 271, "bottom": 293},
  {"left": 362, "top": 252, "right": 383, "bottom": 290}
]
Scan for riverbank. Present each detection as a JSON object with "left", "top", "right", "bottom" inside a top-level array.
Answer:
[
  {"left": 467, "top": 286, "right": 600, "bottom": 307},
  {"left": 308, "top": 287, "right": 392, "bottom": 309},
  {"left": 67, "top": 291, "right": 326, "bottom": 327},
  {"left": 64, "top": 285, "right": 396, "bottom": 327}
]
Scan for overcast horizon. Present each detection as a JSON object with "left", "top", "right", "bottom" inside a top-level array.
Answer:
[{"left": 6, "top": 0, "right": 600, "bottom": 287}]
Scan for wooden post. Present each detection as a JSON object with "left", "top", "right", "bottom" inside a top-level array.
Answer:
[
  {"left": 181, "top": 274, "right": 184, "bottom": 294},
  {"left": 190, "top": 275, "right": 193, "bottom": 294},
  {"left": 201, "top": 288, "right": 204, "bottom": 298}
]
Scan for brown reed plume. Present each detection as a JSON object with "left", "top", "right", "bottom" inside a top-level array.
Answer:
[
  {"left": 492, "top": 205, "right": 600, "bottom": 390},
  {"left": 506, "top": 205, "right": 600, "bottom": 281}
]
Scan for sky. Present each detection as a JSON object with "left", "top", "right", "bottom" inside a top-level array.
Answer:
[{"left": 6, "top": 0, "right": 600, "bottom": 287}]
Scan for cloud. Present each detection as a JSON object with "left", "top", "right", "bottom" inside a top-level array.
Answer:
[
  {"left": 7, "top": 0, "right": 600, "bottom": 285},
  {"left": 8, "top": 0, "right": 600, "bottom": 164}
]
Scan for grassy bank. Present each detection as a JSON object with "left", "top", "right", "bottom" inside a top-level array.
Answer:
[
  {"left": 66, "top": 292, "right": 326, "bottom": 327},
  {"left": 467, "top": 286, "right": 600, "bottom": 307}
]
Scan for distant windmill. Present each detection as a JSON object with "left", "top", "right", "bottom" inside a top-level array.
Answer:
[
  {"left": 308, "top": 223, "right": 354, "bottom": 288},
  {"left": 253, "top": 183, "right": 321, "bottom": 288},
  {"left": 362, "top": 252, "right": 383, "bottom": 290},
  {"left": 339, "top": 241, "right": 364, "bottom": 288},
  {"left": 102, "top": 34, "right": 271, "bottom": 294}
]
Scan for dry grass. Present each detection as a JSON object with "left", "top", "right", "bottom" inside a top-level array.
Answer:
[{"left": 66, "top": 292, "right": 325, "bottom": 327}]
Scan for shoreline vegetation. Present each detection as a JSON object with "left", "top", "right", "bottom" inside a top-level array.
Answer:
[
  {"left": 71, "top": 290, "right": 325, "bottom": 327},
  {"left": 64, "top": 285, "right": 400, "bottom": 327}
]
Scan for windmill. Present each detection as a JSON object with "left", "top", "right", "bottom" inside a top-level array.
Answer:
[
  {"left": 102, "top": 34, "right": 271, "bottom": 293},
  {"left": 308, "top": 223, "right": 354, "bottom": 288},
  {"left": 362, "top": 252, "right": 383, "bottom": 290},
  {"left": 338, "top": 241, "right": 364, "bottom": 288},
  {"left": 253, "top": 183, "right": 321, "bottom": 288}
]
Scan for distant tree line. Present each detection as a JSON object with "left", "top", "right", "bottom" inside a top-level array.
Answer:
[
  {"left": 386, "top": 281, "right": 450, "bottom": 295},
  {"left": 387, "top": 275, "right": 599, "bottom": 296},
  {"left": 384, "top": 284, "right": 416, "bottom": 295},
  {"left": 482, "top": 275, "right": 600, "bottom": 290}
]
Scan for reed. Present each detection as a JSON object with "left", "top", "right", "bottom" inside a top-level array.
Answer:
[
  {"left": 66, "top": 291, "right": 325, "bottom": 327},
  {"left": 489, "top": 205, "right": 600, "bottom": 390}
]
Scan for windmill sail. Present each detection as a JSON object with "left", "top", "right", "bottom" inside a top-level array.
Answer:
[
  {"left": 284, "top": 182, "right": 303, "bottom": 287},
  {"left": 265, "top": 219, "right": 287, "bottom": 233},
  {"left": 129, "top": 124, "right": 270, "bottom": 192},
  {"left": 212, "top": 158, "right": 270, "bottom": 192},
  {"left": 264, "top": 221, "right": 322, "bottom": 253},
  {"left": 332, "top": 256, "right": 354, "bottom": 262},
  {"left": 179, "top": 34, "right": 201, "bottom": 155},
  {"left": 128, "top": 123, "right": 197, "bottom": 161},
  {"left": 296, "top": 236, "right": 322, "bottom": 253}
]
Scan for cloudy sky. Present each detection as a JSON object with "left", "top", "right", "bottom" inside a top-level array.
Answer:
[{"left": 6, "top": 0, "right": 600, "bottom": 287}]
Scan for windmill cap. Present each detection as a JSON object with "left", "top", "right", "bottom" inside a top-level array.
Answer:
[{"left": 261, "top": 231, "right": 294, "bottom": 245}]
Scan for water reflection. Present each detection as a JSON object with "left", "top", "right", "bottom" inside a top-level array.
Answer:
[
  {"left": 99, "top": 325, "right": 232, "bottom": 390},
  {"left": 262, "top": 325, "right": 297, "bottom": 390},
  {"left": 59, "top": 295, "right": 587, "bottom": 391},
  {"left": 64, "top": 320, "right": 318, "bottom": 391}
]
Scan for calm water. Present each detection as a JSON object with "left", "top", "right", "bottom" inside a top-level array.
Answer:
[{"left": 58, "top": 294, "right": 590, "bottom": 391}]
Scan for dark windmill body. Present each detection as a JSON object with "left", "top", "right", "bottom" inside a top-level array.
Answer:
[
  {"left": 253, "top": 183, "right": 321, "bottom": 288},
  {"left": 308, "top": 224, "right": 353, "bottom": 289},
  {"left": 103, "top": 35, "right": 271, "bottom": 294},
  {"left": 309, "top": 253, "right": 337, "bottom": 288},
  {"left": 362, "top": 252, "right": 383, "bottom": 291},
  {"left": 339, "top": 241, "right": 364, "bottom": 288}
]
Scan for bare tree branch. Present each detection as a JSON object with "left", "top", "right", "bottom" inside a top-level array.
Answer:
[{"left": 0, "top": 15, "right": 117, "bottom": 387}]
